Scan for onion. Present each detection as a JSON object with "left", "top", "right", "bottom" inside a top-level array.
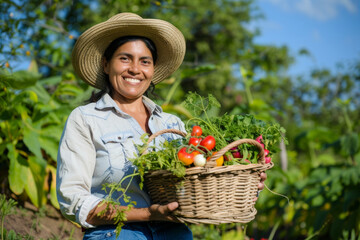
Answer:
[{"left": 194, "top": 154, "right": 206, "bottom": 167}]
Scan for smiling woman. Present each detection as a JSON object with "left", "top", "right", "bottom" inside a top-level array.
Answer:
[
  {"left": 56, "top": 13, "right": 193, "bottom": 240},
  {"left": 103, "top": 39, "right": 156, "bottom": 134},
  {"left": 104, "top": 40, "right": 154, "bottom": 105}
]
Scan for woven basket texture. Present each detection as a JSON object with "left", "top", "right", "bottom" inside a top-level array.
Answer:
[{"left": 143, "top": 129, "right": 274, "bottom": 224}]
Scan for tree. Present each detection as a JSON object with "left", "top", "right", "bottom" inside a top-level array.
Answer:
[{"left": 1, "top": 0, "right": 294, "bottom": 112}]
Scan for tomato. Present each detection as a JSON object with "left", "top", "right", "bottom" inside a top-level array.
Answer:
[
  {"left": 200, "top": 136, "right": 216, "bottom": 151},
  {"left": 216, "top": 156, "right": 224, "bottom": 166},
  {"left": 177, "top": 147, "right": 199, "bottom": 166},
  {"left": 207, "top": 152, "right": 224, "bottom": 166},
  {"left": 191, "top": 126, "right": 202, "bottom": 137},
  {"left": 189, "top": 137, "right": 201, "bottom": 146}
]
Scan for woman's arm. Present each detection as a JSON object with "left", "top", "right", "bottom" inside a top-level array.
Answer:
[
  {"left": 57, "top": 108, "right": 101, "bottom": 228},
  {"left": 86, "top": 201, "right": 180, "bottom": 225}
]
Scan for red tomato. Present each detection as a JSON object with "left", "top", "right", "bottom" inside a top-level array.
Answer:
[
  {"left": 177, "top": 147, "right": 199, "bottom": 166},
  {"left": 200, "top": 136, "right": 216, "bottom": 151},
  {"left": 189, "top": 137, "right": 201, "bottom": 146},
  {"left": 191, "top": 126, "right": 203, "bottom": 137}
]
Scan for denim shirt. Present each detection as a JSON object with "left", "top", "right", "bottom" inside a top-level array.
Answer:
[{"left": 56, "top": 93, "right": 186, "bottom": 228}]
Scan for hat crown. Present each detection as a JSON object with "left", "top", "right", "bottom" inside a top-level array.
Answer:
[{"left": 107, "top": 12, "right": 143, "bottom": 22}]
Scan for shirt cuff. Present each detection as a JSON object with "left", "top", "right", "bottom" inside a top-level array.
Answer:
[{"left": 76, "top": 195, "right": 102, "bottom": 229}]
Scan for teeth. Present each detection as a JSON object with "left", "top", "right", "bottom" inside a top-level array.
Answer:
[{"left": 124, "top": 78, "right": 141, "bottom": 83}]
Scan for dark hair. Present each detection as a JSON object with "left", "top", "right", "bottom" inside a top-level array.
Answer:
[
  {"left": 87, "top": 36, "right": 158, "bottom": 103},
  {"left": 104, "top": 36, "right": 157, "bottom": 64}
]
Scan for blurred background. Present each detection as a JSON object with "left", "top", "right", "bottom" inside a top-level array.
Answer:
[{"left": 0, "top": 0, "right": 359, "bottom": 239}]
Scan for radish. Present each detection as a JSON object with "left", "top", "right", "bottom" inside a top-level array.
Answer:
[
  {"left": 264, "top": 149, "right": 270, "bottom": 157},
  {"left": 232, "top": 151, "right": 242, "bottom": 158},
  {"left": 256, "top": 135, "right": 263, "bottom": 143}
]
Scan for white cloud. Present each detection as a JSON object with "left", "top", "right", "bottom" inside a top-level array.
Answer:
[
  {"left": 261, "top": 0, "right": 358, "bottom": 21},
  {"left": 296, "top": 0, "right": 357, "bottom": 21}
]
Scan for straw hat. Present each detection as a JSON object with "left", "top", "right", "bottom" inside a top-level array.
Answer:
[{"left": 72, "top": 12, "right": 186, "bottom": 89}]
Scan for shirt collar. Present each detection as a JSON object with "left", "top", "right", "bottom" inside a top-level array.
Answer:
[
  {"left": 95, "top": 93, "right": 163, "bottom": 117},
  {"left": 142, "top": 95, "right": 163, "bottom": 117},
  {"left": 95, "top": 93, "right": 118, "bottom": 111}
]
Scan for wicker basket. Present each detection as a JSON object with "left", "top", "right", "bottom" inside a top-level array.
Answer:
[{"left": 143, "top": 129, "right": 274, "bottom": 225}]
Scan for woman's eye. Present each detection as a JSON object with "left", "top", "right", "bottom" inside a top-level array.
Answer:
[
  {"left": 120, "top": 57, "right": 129, "bottom": 62},
  {"left": 142, "top": 60, "right": 152, "bottom": 65}
]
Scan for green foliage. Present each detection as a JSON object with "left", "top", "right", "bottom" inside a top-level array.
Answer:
[
  {"left": 252, "top": 156, "right": 360, "bottom": 240},
  {"left": 99, "top": 169, "right": 139, "bottom": 237},
  {"left": 0, "top": 65, "right": 91, "bottom": 209},
  {"left": 132, "top": 137, "right": 187, "bottom": 178},
  {"left": 0, "top": 194, "right": 17, "bottom": 240}
]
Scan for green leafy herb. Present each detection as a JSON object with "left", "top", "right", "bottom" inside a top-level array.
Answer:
[
  {"left": 183, "top": 92, "right": 287, "bottom": 163},
  {"left": 131, "top": 137, "right": 187, "bottom": 178}
]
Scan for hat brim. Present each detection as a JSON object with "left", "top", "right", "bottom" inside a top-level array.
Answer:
[{"left": 72, "top": 14, "right": 186, "bottom": 89}]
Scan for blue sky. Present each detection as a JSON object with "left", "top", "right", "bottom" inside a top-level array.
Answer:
[{"left": 254, "top": 0, "right": 360, "bottom": 75}]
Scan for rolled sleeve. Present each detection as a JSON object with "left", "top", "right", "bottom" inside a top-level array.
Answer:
[{"left": 77, "top": 195, "right": 102, "bottom": 228}]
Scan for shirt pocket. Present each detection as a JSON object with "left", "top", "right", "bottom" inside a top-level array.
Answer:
[
  {"left": 101, "top": 131, "right": 133, "bottom": 170},
  {"left": 100, "top": 131, "right": 143, "bottom": 171}
]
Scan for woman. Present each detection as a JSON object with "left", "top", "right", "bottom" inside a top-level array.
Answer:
[{"left": 56, "top": 12, "right": 266, "bottom": 239}]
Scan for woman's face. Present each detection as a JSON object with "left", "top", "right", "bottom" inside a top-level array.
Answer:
[{"left": 104, "top": 40, "right": 154, "bottom": 101}]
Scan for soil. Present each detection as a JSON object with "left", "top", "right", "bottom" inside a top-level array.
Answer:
[{"left": 3, "top": 201, "right": 84, "bottom": 240}]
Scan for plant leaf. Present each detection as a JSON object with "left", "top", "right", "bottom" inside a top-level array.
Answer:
[
  {"left": 23, "top": 125, "right": 43, "bottom": 160},
  {"left": 7, "top": 143, "right": 29, "bottom": 195},
  {"left": 47, "top": 165, "right": 60, "bottom": 209},
  {"left": 24, "top": 156, "right": 47, "bottom": 208}
]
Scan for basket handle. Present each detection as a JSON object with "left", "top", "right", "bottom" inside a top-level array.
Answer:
[
  {"left": 205, "top": 139, "right": 266, "bottom": 167},
  {"left": 141, "top": 129, "right": 187, "bottom": 155}
]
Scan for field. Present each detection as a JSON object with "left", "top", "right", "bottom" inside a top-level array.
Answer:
[{"left": 3, "top": 202, "right": 83, "bottom": 240}]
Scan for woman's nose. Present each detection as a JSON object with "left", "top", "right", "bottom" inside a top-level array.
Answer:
[{"left": 128, "top": 61, "right": 140, "bottom": 74}]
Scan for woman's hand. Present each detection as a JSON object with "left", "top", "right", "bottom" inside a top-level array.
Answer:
[
  {"left": 254, "top": 172, "right": 267, "bottom": 201},
  {"left": 148, "top": 202, "right": 180, "bottom": 222},
  {"left": 86, "top": 201, "right": 180, "bottom": 226}
]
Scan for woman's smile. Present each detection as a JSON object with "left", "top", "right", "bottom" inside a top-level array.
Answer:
[{"left": 124, "top": 78, "right": 142, "bottom": 83}]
